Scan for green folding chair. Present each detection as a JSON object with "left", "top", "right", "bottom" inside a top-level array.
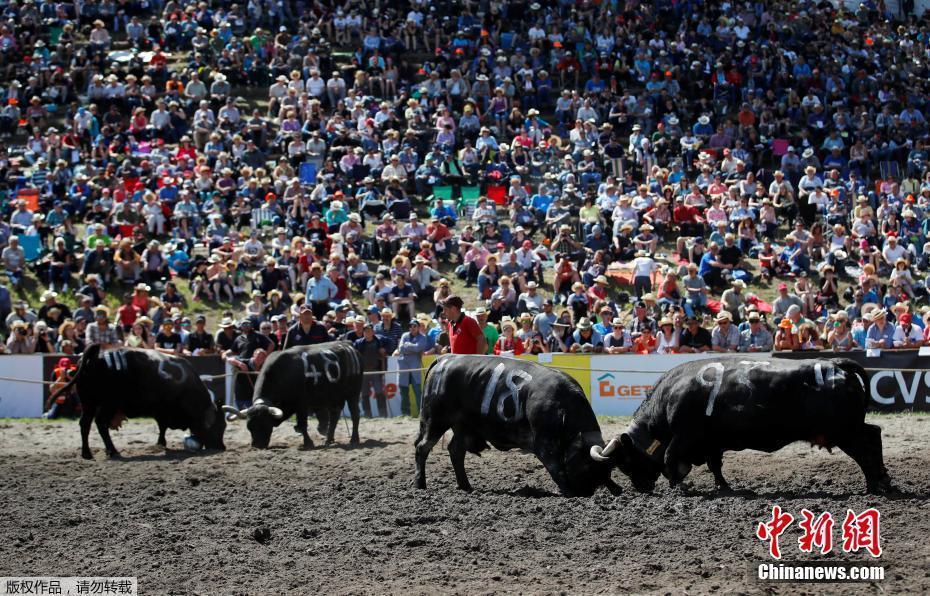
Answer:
[{"left": 432, "top": 185, "right": 453, "bottom": 201}]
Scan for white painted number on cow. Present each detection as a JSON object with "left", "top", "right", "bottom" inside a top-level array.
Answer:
[
  {"left": 102, "top": 350, "right": 128, "bottom": 371},
  {"left": 301, "top": 350, "right": 341, "bottom": 384},
  {"left": 736, "top": 360, "right": 768, "bottom": 391},
  {"left": 301, "top": 352, "right": 323, "bottom": 384},
  {"left": 320, "top": 350, "right": 341, "bottom": 383},
  {"left": 199, "top": 375, "right": 217, "bottom": 404},
  {"left": 699, "top": 362, "right": 725, "bottom": 417},
  {"left": 814, "top": 362, "right": 844, "bottom": 390},
  {"left": 481, "top": 363, "right": 533, "bottom": 422},
  {"left": 427, "top": 357, "right": 450, "bottom": 396},
  {"left": 158, "top": 358, "right": 188, "bottom": 383}
]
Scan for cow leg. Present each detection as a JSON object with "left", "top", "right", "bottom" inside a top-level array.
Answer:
[
  {"left": 294, "top": 405, "right": 313, "bottom": 450},
  {"left": 315, "top": 408, "right": 329, "bottom": 437},
  {"left": 414, "top": 422, "right": 447, "bottom": 489},
  {"left": 156, "top": 419, "right": 167, "bottom": 448},
  {"left": 663, "top": 436, "right": 693, "bottom": 487},
  {"left": 348, "top": 394, "right": 361, "bottom": 445},
  {"left": 706, "top": 449, "right": 732, "bottom": 493},
  {"left": 838, "top": 423, "right": 897, "bottom": 495},
  {"left": 534, "top": 438, "right": 574, "bottom": 496},
  {"left": 325, "top": 408, "right": 339, "bottom": 445},
  {"left": 447, "top": 433, "right": 473, "bottom": 492},
  {"left": 79, "top": 410, "right": 94, "bottom": 460},
  {"left": 94, "top": 410, "right": 120, "bottom": 459}
]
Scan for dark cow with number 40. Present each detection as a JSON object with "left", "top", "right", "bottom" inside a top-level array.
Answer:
[
  {"left": 415, "top": 355, "right": 621, "bottom": 497},
  {"left": 47, "top": 344, "right": 227, "bottom": 459},
  {"left": 223, "top": 342, "right": 363, "bottom": 448},
  {"left": 590, "top": 357, "right": 897, "bottom": 494}
]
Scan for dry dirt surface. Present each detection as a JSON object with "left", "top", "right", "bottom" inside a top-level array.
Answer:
[{"left": 1, "top": 414, "right": 928, "bottom": 595}]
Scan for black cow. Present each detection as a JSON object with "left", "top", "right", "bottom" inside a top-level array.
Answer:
[
  {"left": 222, "top": 342, "right": 363, "bottom": 449},
  {"left": 590, "top": 357, "right": 896, "bottom": 494},
  {"left": 49, "top": 344, "right": 227, "bottom": 459},
  {"left": 415, "top": 355, "right": 620, "bottom": 497}
]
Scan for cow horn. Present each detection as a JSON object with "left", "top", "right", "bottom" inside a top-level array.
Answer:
[
  {"left": 221, "top": 405, "right": 244, "bottom": 420},
  {"left": 590, "top": 438, "right": 619, "bottom": 462},
  {"left": 267, "top": 406, "right": 284, "bottom": 419}
]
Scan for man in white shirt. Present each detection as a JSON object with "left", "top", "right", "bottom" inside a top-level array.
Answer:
[{"left": 882, "top": 235, "right": 908, "bottom": 267}]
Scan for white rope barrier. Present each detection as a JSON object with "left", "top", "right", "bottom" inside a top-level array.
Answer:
[{"left": 0, "top": 362, "right": 909, "bottom": 387}]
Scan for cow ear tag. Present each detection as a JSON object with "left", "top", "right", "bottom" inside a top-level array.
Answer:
[{"left": 645, "top": 440, "right": 661, "bottom": 456}]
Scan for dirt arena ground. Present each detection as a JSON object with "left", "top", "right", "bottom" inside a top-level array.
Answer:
[{"left": 1, "top": 414, "right": 928, "bottom": 595}]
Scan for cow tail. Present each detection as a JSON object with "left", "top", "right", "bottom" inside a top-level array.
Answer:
[
  {"left": 835, "top": 358, "right": 870, "bottom": 410},
  {"left": 49, "top": 343, "right": 100, "bottom": 404}
]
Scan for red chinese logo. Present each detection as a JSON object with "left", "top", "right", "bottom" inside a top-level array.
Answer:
[
  {"left": 798, "top": 509, "right": 835, "bottom": 554},
  {"left": 842, "top": 508, "right": 883, "bottom": 558},
  {"left": 756, "top": 505, "right": 794, "bottom": 559},
  {"left": 758, "top": 506, "right": 882, "bottom": 559}
]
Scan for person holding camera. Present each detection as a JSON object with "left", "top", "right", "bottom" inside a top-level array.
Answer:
[{"left": 6, "top": 320, "right": 36, "bottom": 353}]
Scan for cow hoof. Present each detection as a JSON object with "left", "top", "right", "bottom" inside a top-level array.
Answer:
[
  {"left": 457, "top": 484, "right": 474, "bottom": 493},
  {"left": 106, "top": 450, "right": 121, "bottom": 459},
  {"left": 414, "top": 479, "right": 426, "bottom": 490},
  {"left": 299, "top": 442, "right": 314, "bottom": 451},
  {"left": 868, "top": 478, "right": 900, "bottom": 496},
  {"left": 350, "top": 437, "right": 360, "bottom": 445},
  {"left": 81, "top": 451, "right": 93, "bottom": 460}
]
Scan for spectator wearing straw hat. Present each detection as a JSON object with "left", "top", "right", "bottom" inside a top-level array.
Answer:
[
  {"left": 493, "top": 318, "right": 524, "bottom": 357},
  {"left": 865, "top": 309, "right": 895, "bottom": 349},
  {"left": 739, "top": 312, "right": 774, "bottom": 353},
  {"left": 711, "top": 311, "right": 739, "bottom": 353},
  {"left": 86, "top": 305, "right": 119, "bottom": 349},
  {"left": 570, "top": 318, "right": 603, "bottom": 353}
]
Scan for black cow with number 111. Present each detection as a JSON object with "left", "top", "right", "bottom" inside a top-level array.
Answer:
[{"left": 415, "top": 355, "right": 621, "bottom": 497}]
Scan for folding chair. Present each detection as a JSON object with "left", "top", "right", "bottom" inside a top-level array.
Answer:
[
  {"left": 487, "top": 185, "right": 508, "bottom": 205},
  {"left": 16, "top": 188, "right": 39, "bottom": 211},
  {"left": 19, "top": 234, "right": 41, "bottom": 262},
  {"left": 432, "top": 185, "right": 453, "bottom": 201},
  {"left": 458, "top": 191, "right": 482, "bottom": 219}
]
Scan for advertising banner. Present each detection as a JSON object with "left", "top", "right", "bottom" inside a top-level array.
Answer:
[
  {"left": 587, "top": 353, "right": 769, "bottom": 416},
  {"left": 4, "top": 349, "right": 927, "bottom": 418},
  {"left": 0, "top": 356, "right": 44, "bottom": 417},
  {"left": 773, "top": 350, "right": 930, "bottom": 412}
]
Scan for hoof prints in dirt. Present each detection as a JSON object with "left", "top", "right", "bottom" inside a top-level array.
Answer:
[{"left": 1, "top": 416, "right": 928, "bottom": 594}]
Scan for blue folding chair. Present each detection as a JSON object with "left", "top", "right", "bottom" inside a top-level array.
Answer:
[{"left": 19, "top": 234, "right": 41, "bottom": 261}]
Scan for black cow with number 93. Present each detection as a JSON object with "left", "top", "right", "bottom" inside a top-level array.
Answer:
[{"left": 415, "top": 355, "right": 621, "bottom": 497}]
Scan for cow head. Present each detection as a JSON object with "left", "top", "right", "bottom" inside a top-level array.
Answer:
[
  {"left": 590, "top": 425, "right": 664, "bottom": 493},
  {"left": 563, "top": 431, "right": 615, "bottom": 497},
  {"left": 221, "top": 401, "right": 285, "bottom": 448},
  {"left": 193, "top": 404, "right": 227, "bottom": 451}
]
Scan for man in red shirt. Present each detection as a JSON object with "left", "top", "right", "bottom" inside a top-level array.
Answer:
[
  {"left": 673, "top": 197, "right": 704, "bottom": 237},
  {"left": 440, "top": 296, "right": 487, "bottom": 354}
]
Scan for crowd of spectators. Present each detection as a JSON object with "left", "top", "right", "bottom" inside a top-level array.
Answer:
[{"left": 2, "top": 0, "right": 930, "bottom": 403}]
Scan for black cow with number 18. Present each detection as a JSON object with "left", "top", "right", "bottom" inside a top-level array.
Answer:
[{"left": 415, "top": 355, "right": 621, "bottom": 497}]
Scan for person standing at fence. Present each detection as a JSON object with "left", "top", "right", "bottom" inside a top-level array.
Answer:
[
  {"left": 283, "top": 303, "right": 329, "bottom": 348},
  {"left": 395, "top": 319, "right": 430, "bottom": 416},
  {"left": 354, "top": 323, "right": 388, "bottom": 417},
  {"left": 225, "top": 318, "right": 272, "bottom": 412},
  {"left": 305, "top": 262, "right": 338, "bottom": 320},
  {"left": 440, "top": 295, "right": 486, "bottom": 354}
]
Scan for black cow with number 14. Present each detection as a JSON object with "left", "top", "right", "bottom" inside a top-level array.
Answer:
[{"left": 415, "top": 355, "right": 621, "bottom": 497}]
